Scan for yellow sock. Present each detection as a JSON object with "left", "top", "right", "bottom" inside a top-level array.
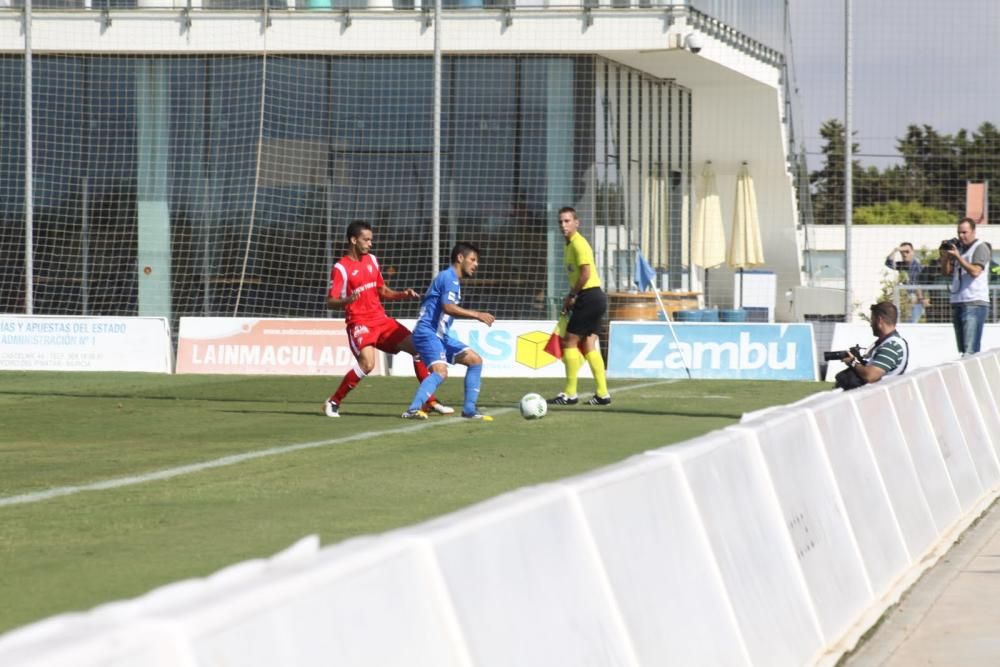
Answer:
[
  {"left": 586, "top": 349, "right": 609, "bottom": 397},
  {"left": 563, "top": 347, "right": 582, "bottom": 396}
]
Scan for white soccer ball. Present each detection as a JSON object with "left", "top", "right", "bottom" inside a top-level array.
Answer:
[{"left": 519, "top": 392, "right": 548, "bottom": 420}]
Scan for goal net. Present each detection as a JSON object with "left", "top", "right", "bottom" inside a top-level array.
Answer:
[{"left": 0, "top": 47, "right": 691, "bottom": 328}]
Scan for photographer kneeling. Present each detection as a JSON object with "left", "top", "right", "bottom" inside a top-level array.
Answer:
[{"left": 835, "top": 302, "right": 909, "bottom": 390}]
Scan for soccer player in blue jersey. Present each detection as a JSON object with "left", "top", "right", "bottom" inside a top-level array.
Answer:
[{"left": 402, "top": 242, "right": 497, "bottom": 421}]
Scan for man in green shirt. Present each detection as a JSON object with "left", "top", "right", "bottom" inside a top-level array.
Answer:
[
  {"left": 836, "top": 301, "right": 909, "bottom": 390},
  {"left": 548, "top": 207, "right": 612, "bottom": 406}
]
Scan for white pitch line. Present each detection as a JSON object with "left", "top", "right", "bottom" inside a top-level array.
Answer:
[{"left": 0, "top": 380, "right": 676, "bottom": 508}]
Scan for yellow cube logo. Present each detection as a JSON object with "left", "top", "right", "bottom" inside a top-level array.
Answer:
[{"left": 516, "top": 330, "right": 558, "bottom": 369}]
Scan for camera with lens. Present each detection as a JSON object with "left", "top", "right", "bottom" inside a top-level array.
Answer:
[
  {"left": 829, "top": 344, "right": 867, "bottom": 390},
  {"left": 823, "top": 344, "right": 862, "bottom": 363},
  {"left": 940, "top": 237, "right": 961, "bottom": 253}
]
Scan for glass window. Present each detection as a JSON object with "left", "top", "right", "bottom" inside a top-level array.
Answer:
[
  {"left": 806, "top": 250, "right": 846, "bottom": 284},
  {"left": 3, "top": 54, "right": 687, "bottom": 323}
]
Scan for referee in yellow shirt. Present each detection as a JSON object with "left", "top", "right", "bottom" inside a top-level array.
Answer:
[{"left": 548, "top": 206, "right": 612, "bottom": 406}]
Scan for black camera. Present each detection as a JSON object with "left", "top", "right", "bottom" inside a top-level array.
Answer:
[
  {"left": 823, "top": 344, "right": 862, "bottom": 363},
  {"left": 940, "top": 237, "right": 961, "bottom": 252}
]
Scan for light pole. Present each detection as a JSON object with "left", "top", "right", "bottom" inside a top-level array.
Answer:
[
  {"left": 24, "top": 0, "right": 33, "bottom": 314},
  {"left": 844, "top": 0, "right": 853, "bottom": 321},
  {"left": 432, "top": 0, "right": 442, "bottom": 279}
]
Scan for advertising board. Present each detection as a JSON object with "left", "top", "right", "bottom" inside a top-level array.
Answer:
[
  {"left": 0, "top": 316, "right": 172, "bottom": 373},
  {"left": 393, "top": 319, "right": 590, "bottom": 379},
  {"left": 176, "top": 318, "right": 374, "bottom": 376},
  {"left": 608, "top": 322, "right": 818, "bottom": 381}
]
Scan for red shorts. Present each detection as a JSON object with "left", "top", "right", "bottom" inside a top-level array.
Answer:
[{"left": 346, "top": 318, "right": 411, "bottom": 357}]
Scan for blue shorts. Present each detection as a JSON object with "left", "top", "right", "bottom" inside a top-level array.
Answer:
[{"left": 411, "top": 326, "right": 469, "bottom": 367}]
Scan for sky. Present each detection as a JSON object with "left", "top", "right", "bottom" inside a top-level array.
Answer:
[{"left": 789, "top": 0, "right": 1000, "bottom": 169}]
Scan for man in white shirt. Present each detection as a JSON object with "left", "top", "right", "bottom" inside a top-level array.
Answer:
[{"left": 940, "top": 218, "right": 991, "bottom": 355}]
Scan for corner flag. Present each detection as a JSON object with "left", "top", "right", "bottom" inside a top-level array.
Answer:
[
  {"left": 635, "top": 251, "right": 657, "bottom": 292},
  {"left": 633, "top": 249, "right": 692, "bottom": 379}
]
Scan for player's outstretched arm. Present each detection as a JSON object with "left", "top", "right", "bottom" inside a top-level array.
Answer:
[
  {"left": 378, "top": 286, "right": 420, "bottom": 301},
  {"left": 443, "top": 303, "right": 495, "bottom": 326},
  {"left": 326, "top": 291, "right": 359, "bottom": 310}
]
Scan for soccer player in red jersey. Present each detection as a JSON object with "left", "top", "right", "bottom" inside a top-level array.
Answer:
[{"left": 324, "top": 220, "right": 452, "bottom": 418}]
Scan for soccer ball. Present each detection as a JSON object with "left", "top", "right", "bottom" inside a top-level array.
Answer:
[{"left": 519, "top": 392, "right": 548, "bottom": 420}]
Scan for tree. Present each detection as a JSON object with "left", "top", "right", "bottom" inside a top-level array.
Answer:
[
  {"left": 809, "top": 119, "right": 866, "bottom": 224},
  {"left": 896, "top": 124, "right": 961, "bottom": 212},
  {"left": 853, "top": 200, "right": 953, "bottom": 225},
  {"left": 809, "top": 120, "right": 1000, "bottom": 224},
  {"left": 895, "top": 122, "right": 1000, "bottom": 214}
]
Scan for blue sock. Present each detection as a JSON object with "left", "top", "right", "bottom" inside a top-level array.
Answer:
[
  {"left": 463, "top": 363, "right": 483, "bottom": 416},
  {"left": 408, "top": 372, "right": 445, "bottom": 412}
]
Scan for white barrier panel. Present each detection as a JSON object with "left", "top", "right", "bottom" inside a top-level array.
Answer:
[
  {"left": 651, "top": 431, "right": 825, "bottom": 666},
  {"left": 911, "top": 368, "right": 984, "bottom": 511},
  {"left": 966, "top": 354, "right": 1000, "bottom": 459},
  {"left": 0, "top": 537, "right": 322, "bottom": 667},
  {"left": 850, "top": 384, "right": 944, "bottom": 554},
  {"left": 961, "top": 356, "right": 1000, "bottom": 451},
  {"left": 732, "top": 410, "right": 873, "bottom": 647},
  {"left": 394, "top": 319, "right": 584, "bottom": 378},
  {"left": 0, "top": 316, "right": 172, "bottom": 373},
  {"left": 566, "top": 454, "right": 750, "bottom": 665},
  {"left": 978, "top": 352, "right": 1000, "bottom": 418},
  {"left": 973, "top": 348, "right": 1000, "bottom": 379},
  {"left": 175, "top": 317, "right": 380, "bottom": 376},
  {"left": 0, "top": 624, "right": 184, "bottom": 667},
  {"left": 165, "top": 536, "right": 468, "bottom": 667},
  {"left": 792, "top": 392, "right": 910, "bottom": 601},
  {"left": 939, "top": 363, "right": 1000, "bottom": 491},
  {"left": 988, "top": 350, "right": 1000, "bottom": 379},
  {"left": 421, "top": 486, "right": 636, "bottom": 667}
]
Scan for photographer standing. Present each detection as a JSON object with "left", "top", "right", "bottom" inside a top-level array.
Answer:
[
  {"left": 940, "top": 218, "right": 991, "bottom": 355},
  {"left": 837, "top": 302, "right": 909, "bottom": 390},
  {"left": 885, "top": 242, "right": 928, "bottom": 322}
]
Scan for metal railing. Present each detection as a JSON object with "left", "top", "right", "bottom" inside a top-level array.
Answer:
[
  {"left": 1, "top": 0, "right": 688, "bottom": 9},
  {"left": 894, "top": 283, "right": 1000, "bottom": 324},
  {"left": 0, "top": 0, "right": 782, "bottom": 35}
]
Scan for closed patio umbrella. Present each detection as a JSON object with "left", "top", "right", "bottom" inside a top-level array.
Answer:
[
  {"left": 691, "top": 162, "right": 726, "bottom": 303},
  {"left": 728, "top": 162, "right": 765, "bottom": 306},
  {"left": 692, "top": 162, "right": 726, "bottom": 268}
]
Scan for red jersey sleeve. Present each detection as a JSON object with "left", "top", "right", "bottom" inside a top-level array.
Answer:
[{"left": 329, "top": 262, "right": 348, "bottom": 300}]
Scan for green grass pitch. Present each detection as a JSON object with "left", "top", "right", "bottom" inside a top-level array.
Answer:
[{"left": 0, "top": 371, "right": 828, "bottom": 634}]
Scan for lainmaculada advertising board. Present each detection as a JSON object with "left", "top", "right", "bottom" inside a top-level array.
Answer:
[
  {"left": 175, "top": 318, "right": 383, "bottom": 376},
  {"left": 607, "top": 322, "right": 818, "bottom": 381}
]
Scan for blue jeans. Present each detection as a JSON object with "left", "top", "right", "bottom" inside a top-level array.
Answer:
[{"left": 951, "top": 303, "right": 989, "bottom": 355}]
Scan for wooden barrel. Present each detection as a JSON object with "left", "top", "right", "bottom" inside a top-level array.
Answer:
[
  {"left": 609, "top": 294, "right": 660, "bottom": 321},
  {"left": 608, "top": 292, "right": 700, "bottom": 321}
]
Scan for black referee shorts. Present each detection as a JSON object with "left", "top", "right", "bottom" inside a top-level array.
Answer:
[{"left": 566, "top": 287, "right": 607, "bottom": 338}]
